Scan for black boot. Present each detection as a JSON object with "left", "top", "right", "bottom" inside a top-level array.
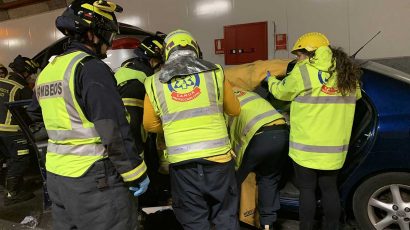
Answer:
[{"left": 4, "top": 177, "right": 34, "bottom": 206}]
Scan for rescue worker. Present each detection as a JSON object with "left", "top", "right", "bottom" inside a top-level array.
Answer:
[
  {"left": 144, "top": 29, "right": 241, "bottom": 230},
  {"left": 114, "top": 35, "right": 166, "bottom": 206},
  {"left": 265, "top": 32, "right": 362, "bottom": 230},
  {"left": 228, "top": 89, "right": 289, "bottom": 230},
  {"left": 29, "top": 1, "right": 148, "bottom": 229},
  {"left": 114, "top": 35, "right": 165, "bottom": 157},
  {"left": 0, "top": 64, "right": 8, "bottom": 78},
  {"left": 0, "top": 55, "right": 38, "bottom": 205}
]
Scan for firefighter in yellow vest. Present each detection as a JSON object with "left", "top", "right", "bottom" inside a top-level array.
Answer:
[
  {"left": 114, "top": 35, "right": 164, "bottom": 159},
  {"left": 114, "top": 34, "right": 167, "bottom": 206},
  {"left": 29, "top": 1, "right": 148, "bottom": 229},
  {"left": 228, "top": 89, "right": 289, "bottom": 230},
  {"left": 0, "top": 55, "right": 38, "bottom": 205},
  {"left": 144, "top": 29, "right": 241, "bottom": 230},
  {"left": 265, "top": 32, "right": 362, "bottom": 230}
]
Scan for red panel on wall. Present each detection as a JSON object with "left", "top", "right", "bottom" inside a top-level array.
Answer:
[
  {"left": 214, "top": 39, "right": 224, "bottom": 54},
  {"left": 223, "top": 21, "right": 268, "bottom": 65},
  {"left": 275, "top": 34, "right": 287, "bottom": 50}
]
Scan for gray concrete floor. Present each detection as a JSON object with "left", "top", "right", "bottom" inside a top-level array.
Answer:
[
  {"left": 0, "top": 176, "right": 359, "bottom": 230},
  {"left": 0, "top": 185, "right": 300, "bottom": 230}
]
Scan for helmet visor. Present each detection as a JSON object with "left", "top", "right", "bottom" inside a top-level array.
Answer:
[{"left": 99, "top": 29, "right": 116, "bottom": 46}]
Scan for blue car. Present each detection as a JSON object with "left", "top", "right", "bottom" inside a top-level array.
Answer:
[{"left": 277, "top": 57, "right": 410, "bottom": 230}]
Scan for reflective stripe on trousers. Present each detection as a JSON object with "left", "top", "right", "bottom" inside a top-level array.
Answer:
[{"left": 122, "top": 98, "right": 144, "bottom": 108}]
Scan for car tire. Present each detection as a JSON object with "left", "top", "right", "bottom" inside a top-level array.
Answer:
[{"left": 352, "top": 172, "right": 410, "bottom": 230}]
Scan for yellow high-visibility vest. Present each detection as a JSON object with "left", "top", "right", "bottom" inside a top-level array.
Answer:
[
  {"left": 268, "top": 48, "right": 361, "bottom": 170},
  {"left": 145, "top": 65, "right": 231, "bottom": 164},
  {"left": 228, "top": 90, "right": 284, "bottom": 169},
  {"left": 115, "top": 66, "right": 148, "bottom": 143},
  {"left": 36, "top": 51, "right": 106, "bottom": 177}
]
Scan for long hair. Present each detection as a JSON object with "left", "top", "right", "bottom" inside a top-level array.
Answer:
[
  {"left": 300, "top": 47, "right": 362, "bottom": 96},
  {"left": 329, "top": 46, "right": 362, "bottom": 96}
]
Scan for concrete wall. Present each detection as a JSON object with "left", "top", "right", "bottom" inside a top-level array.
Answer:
[{"left": 0, "top": 0, "right": 409, "bottom": 67}]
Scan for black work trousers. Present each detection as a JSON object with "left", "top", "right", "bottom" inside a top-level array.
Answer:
[
  {"left": 170, "top": 160, "right": 239, "bottom": 230},
  {"left": 293, "top": 162, "right": 341, "bottom": 230},
  {"left": 47, "top": 159, "right": 138, "bottom": 230},
  {"left": 236, "top": 126, "right": 289, "bottom": 226},
  {"left": 0, "top": 132, "right": 30, "bottom": 179}
]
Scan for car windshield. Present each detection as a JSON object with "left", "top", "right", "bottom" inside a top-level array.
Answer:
[{"left": 371, "top": 56, "right": 410, "bottom": 75}]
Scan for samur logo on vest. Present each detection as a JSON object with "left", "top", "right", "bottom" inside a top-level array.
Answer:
[
  {"left": 36, "top": 81, "right": 63, "bottom": 99},
  {"left": 321, "top": 85, "right": 339, "bottom": 95},
  {"left": 168, "top": 74, "right": 201, "bottom": 102}
]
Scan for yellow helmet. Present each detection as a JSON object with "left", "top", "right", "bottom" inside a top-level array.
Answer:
[
  {"left": 164, "top": 29, "right": 199, "bottom": 61},
  {"left": 291, "top": 32, "right": 330, "bottom": 54}
]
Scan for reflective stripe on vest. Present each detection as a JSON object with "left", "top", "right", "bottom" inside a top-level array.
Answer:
[
  {"left": 234, "top": 110, "right": 279, "bottom": 153},
  {"left": 228, "top": 91, "right": 283, "bottom": 168},
  {"left": 290, "top": 141, "right": 349, "bottom": 153},
  {"left": 228, "top": 94, "right": 260, "bottom": 127},
  {"left": 167, "top": 137, "right": 230, "bottom": 155},
  {"left": 155, "top": 72, "right": 222, "bottom": 124},
  {"left": 47, "top": 142, "right": 106, "bottom": 156},
  {"left": 148, "top": 67, "right": 231, "bottom": 163},
  {"left": 37, "top": 51, "right": 107, "bottom": 177},
  {"left": 295, "top": 65, "right": 356, "bottom": 104},
  {"left": 115, "top": 67, "right": 146, "bottom": 85},
  {"left": 41, "top": 53, "right": 100, "bottom": 142}
]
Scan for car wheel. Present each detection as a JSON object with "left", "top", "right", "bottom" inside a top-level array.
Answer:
[{"left": 353, "top": 172, "right": 410, "bottom": 230}]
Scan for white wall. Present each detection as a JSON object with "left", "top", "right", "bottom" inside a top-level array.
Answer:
[{"left": 1, "top": 0, "right": 409, "bottom": 67}]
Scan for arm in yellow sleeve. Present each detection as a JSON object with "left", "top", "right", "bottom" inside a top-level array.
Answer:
[
  {"left": 223, "top": 80, "right": 241, "bottom": 116},
  {"left": 267, "top": 68, "right": 304, "bottom": 101},
  {"left": 143, "top": 94, "right": 163, "bottom": 133}
]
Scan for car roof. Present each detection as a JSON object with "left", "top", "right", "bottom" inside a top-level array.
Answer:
[
  {"left": 32, "top": 23, "right": 154, "bottom": 69},
  {"left": 358, "top": 58, "right": 410, "bottom": 85}
]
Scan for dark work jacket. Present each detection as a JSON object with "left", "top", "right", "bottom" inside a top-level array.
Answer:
[
  {"left": 0, "top": 72, "right": 32, "bottom": 133},
  {"left": 28, "top": 42, "right": 147, "bottom": 185},
  {"left": 116, "top": 57, "right": 153, "bottom": 156}
]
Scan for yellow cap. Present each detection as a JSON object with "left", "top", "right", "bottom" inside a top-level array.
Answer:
[{"left": 291, "top": 32, "right": 330, "bottom": 54}]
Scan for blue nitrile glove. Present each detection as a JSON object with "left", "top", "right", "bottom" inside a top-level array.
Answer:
[
  {"left": 264, "top": 71, "right": 271, "bottom": 82},
  {"left": 129, "top": 177, "right": 150, "bottom": 197}
]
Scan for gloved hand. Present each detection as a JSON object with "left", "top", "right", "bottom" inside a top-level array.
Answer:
[
  {"left": 264, "top": 71, "right": 271, "bottom": 82},
  {"left": 129, "top": 176, "right": 150, "bottom": 197}
]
